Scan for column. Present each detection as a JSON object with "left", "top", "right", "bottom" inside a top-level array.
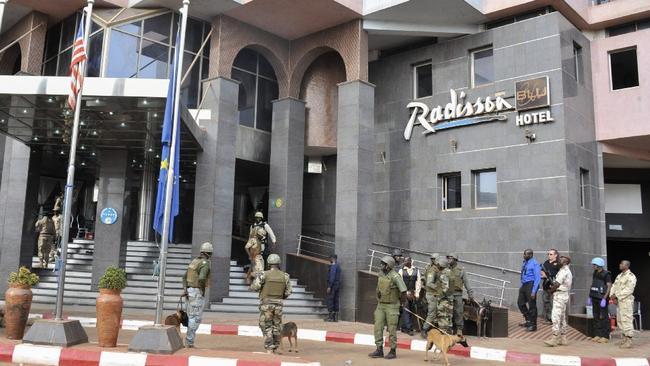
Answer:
[
  {"left": 191, "top": 77, "right": 239, "bottom": 302},
  {"left": 268, "top": 97, "right": 305, "bottom": 262},
  {"left": 335, "top": 80, "right": 375, "bottom": 321},
  {"left": 0, "top": 140, "right": 32, "bottom": 296},
  {"left": 91, "top": 150, "right": 128, "bottom": 290},
  {"left": 135, "top": 159, "right": 155, "bottom": 241}
]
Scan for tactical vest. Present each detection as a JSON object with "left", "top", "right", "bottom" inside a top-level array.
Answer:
[
  {"left": 186, "top": 257, "right": 208, "bottom": 288},
  {"left": 38, "top": 217, "right": 56, "bottom": 235},
  {"left": 449, "top": 266, "right": 463, "bottom": 293},
  {"left": 260, "top": 269, "right": 286, "bottom": 300},
  {"left": 253, "top": 222, "right": 268, "bottom": 243},
  {"left": 377, "top": 271, "right": 400, "bottom": 304},
  {"left": 425, "top": 266, "right": 439, "bottom": 292},
  {"left": 402, "top": 268, "right": 419, "bottom": 292},
  {"left": 590, "top": 270, "right": 611, "bottom": 298}
]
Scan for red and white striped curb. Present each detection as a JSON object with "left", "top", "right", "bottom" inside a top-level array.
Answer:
[
  {"left": 0, "top": 343, "right": 320, "bottom": 366},
  {"left": 28, "top": 315, "right": 650, "bottom": 366}
]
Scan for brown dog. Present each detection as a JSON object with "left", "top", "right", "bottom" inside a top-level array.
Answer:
[
  {"left": 164, "top": 310, "right": 184, "bottom": 334},
  {"left": 279, "top": 322, "right": 298, "bottom": 353},
  {"left": 424, "top": 328, "right": 469, "bottom": 365}
]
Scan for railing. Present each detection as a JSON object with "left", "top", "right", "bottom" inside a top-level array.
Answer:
[
  {"left": 296, "top": 234, "right": 335, "bottom": 260},
  {"left": 367, "top": 247, "right": 512, "bottom": 307}
]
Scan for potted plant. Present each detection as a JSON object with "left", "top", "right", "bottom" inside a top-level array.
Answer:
[
  {"left": 96, "top": 266, "right": 126, "bottom": 347},
  {"left": 5, "top": 267, "right": 39, "bottom": 339}
]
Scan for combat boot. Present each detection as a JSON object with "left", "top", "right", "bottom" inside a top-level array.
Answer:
[
  {"left": 384, "top": 348, "right": 396, "bottom": 359},
  {"left": 324, "top": 312, "right": 333, "bottom": 322},
  {"left": 559, "top": 335, "right": 568, "bottom": 346},
  {"left": 368, "top": 346, "right": 384, "bottom": 358},
  {"left": 544, "top": 335, "right": 560, "bottom": 347},
  {"left": 333, "top": 312, "right": 339, "bottom": 322},
  {"left": 619, "top": 336, "right": 632, "bottom": 349}
]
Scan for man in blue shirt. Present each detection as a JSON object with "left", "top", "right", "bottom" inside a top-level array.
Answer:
[
  {"left": 518, "top": 248, "right": 541, "bottom": 331},
  {"left": 325, "top": 254, "right": 341, "bottom": 322}
]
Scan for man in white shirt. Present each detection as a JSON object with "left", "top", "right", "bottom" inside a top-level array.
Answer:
[
  {"left": 544, "top": 255, "right": 572, "bottom": 347},
  {"left": 398, "top": 257, "right": 421, "bottom": 335}
]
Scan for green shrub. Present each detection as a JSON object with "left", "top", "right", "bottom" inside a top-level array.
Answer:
[
  {"left": 98, "top": 266, "right": 127, "bottom": 290},
  {"left": 8, "top": 266, "right": 39, "bottom": 287}
]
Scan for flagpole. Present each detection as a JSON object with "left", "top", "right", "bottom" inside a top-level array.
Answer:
[
  {"left": 154, "top": 0, "right": 189, "bottom": 326},
  {"left": 55, "top": 0, "right": 94, "bottom": 321}
]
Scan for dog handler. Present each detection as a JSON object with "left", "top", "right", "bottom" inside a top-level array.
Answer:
[
  {"left": 182, "top": 242, "right": 212, "bottom": 348},
  {"left": 369, "top": 256, "right": 407, "bottom": 360},
  {"left": 251, "top": 253, "right": 292, "bottom": 353}
]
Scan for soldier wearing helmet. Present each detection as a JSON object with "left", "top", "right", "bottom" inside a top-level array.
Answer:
[
  {"left": 421, "top": 252, "right": 440, "bottom": 338},
  {"left": 251, "top": 211, "right": 277, "bottom": 265},
  {"left": 369, "top": 255, "right": 407, "bottom": 360},
  {"left": 589, "top": 257, "right": 612, "bottom": 343},
  {"left": 251, "top": 253, "right": 292, "bottom": 353},
  {"left": 432, "top": 256, "right": 453, "bottom": 334},
  {"left": 182, "top": 242, "right": 213, "bottom": 348},
  {"left": 447, "top": 252, "right": 474, "bottom": 336}
]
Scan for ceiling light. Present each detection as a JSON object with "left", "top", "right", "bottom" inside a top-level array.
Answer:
[
  {"left": 95, "top": 99, "right": 100, "bottom": 103},
  {"left": 109, "top": 111, "right": 114, "bottom": 116},
  {"left": 148, "top": 148, "right": 153, "bottom": 152},
  {"left": 138, "top": 164, "right": 143, "bottom": 168},
  {"left": 80, "top": 145, "right": 86, "bottom": 150},
  {"left": 33, "top": 136, "right": 39, "bottom": 141},
  {"left": 153, "top": 113, "right": 158, "bottom": 117},
  {"left": 143, "top": 99, "right": 148, "bottom": 105},
  {"left": 80, "top": 121, "right": 86, "bottom": 126},
  {"left": 60, "top": 150, "right": 65, "bottom": 155},
  {"left": 22, "top": 109, "right": 28, "bottom": 114},
  {"left": 0, "top": 119, "right": 5, "bottom": 123},
  {"left": 193, "top": 161, "right": 196, "bottom": 165},
  {"left": 120, "top": 122, "right": 126, "bottom": 127},
  {"left": 155, "top": 154, "right": 160, "bottom": 158},
  {"left": 92, "top": 130, "right": 98, "bottom": 135},
  {"left": 91, "top": 152, "right": 96, "bottom": 156},
  {"left": 81, "top": 161, "right": 86, "bottom": 166},
  {"left": 47, "top": 97, "right": 54, "bottom": 103},
  {"left": 54, "top": 129, "right": 60, "bottom": 135},
  {"left": 132, "top": 159, "right": 136, "bottom": 163},
  {"left": 182, "top": 179, "right": 187, "bottom": 183}
]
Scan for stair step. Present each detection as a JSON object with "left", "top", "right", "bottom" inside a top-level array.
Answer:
[
  {"left": 228, "top": 284, "right": 308, "bottom": 293},
  {"left": 125, "top": 279, "right": 184, "bottom": 289},
  {"left": 227, "top": 291, "right": 314, "bottom": 300},
  {"left": 209, "top": 304, "right": 327, "bottom": 315},
  {"left": 33, "top": 283, "right": 90, "bottom": 291},
  {"left": 127, "top": 274, "right": 183, "bottom": 282},
  {"left": 221, "top": 297, "right": 323, "bottom": 307}
]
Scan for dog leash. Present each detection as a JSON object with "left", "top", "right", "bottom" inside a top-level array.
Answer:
[{"left": 400, "top": 305, "right": 452, "bottom": 337}]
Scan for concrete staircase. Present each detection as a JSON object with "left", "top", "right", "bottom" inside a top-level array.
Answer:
[{"left": 31, "top": 240, "right": 328, "bottom": 316}]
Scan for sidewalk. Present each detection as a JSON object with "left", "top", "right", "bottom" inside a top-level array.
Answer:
[{"left": 22, "top": 304, "right": 650, "bottom": 365}]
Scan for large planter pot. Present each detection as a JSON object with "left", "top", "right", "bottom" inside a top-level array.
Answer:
[
  {"left": 4, "top": 284, "right": 33, "bottom": 340},
  {"left": 96, "top": 288, "right": 123, "bottom": 347}
]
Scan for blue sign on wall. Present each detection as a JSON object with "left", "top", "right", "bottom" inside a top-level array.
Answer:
[{"left": 100, "top": 207, "right": 118, "bottom": 225}]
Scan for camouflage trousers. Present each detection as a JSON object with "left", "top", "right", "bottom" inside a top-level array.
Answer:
[
  {"left": 186, "top": 287, "right": 205, "bottom": 346},
  {"left": 435, "top": 297, "right": 453, "bottom": 333},
  {"left": 424, "top": 292, "right": 438, "bottom": 329},
  {"left": 551, "top": 291, "right": 568, "bottom": 336},
  {"left": 373, "top": 302, "right": 400, "bottom": 349},
  {"left": 38, "top": 235, "right": 53, "bottom": 266},
  {"left": 452, "top": 294, "right": 464, "bottom": 334},
  {"left": 259, "top": 302, "right": 283, "bottom": 350},
  {"left": 252, "top": 254, "right": 264, "bottom": 274},
  {"left": 617, "top": 297, "right": 635, "bottom": 337}
]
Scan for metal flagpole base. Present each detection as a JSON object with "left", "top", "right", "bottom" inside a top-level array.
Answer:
[
  {"left": 128, "top": 325, "right": 183, "bottom": 354},
  {"left": 23, "top": 319, "right": 88, "bottom": 346}
]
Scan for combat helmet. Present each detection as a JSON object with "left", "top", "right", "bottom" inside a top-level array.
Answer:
[
  {"left": 268, "top": 253, "right": 281, "bottom": 265},
  {"left": 436, "top": 256, "right": 449, "bottom": 268},
  {"left": 380, "top": 255, "right": 396, "bottom": 270},
  {"left": 200, "top": 242, "right": 213, "bottom": 253},
  {"left": 254, "top": 211, "right": 264, "bottom": 219}
]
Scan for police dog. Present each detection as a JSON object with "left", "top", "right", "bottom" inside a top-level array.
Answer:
[
  {"left": 424, "top": 328, "right": 469, "bottom": 365},
  {"left": 279, "top": 322, "right": 299, "bottom": 353},
  {"left": 464, "top": 298, "right": 491, "bottom": 338}
]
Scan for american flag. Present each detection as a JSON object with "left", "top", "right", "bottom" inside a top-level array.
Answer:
[{"left": 67, "top": 15, "right": 87, "bottom": 111}]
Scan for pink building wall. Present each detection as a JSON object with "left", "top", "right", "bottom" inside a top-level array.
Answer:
[{"left": 592, "top": 28, "right": 650, "bottom": 141}]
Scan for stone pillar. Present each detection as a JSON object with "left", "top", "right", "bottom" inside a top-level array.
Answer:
[
  {"left": 192, "top": 77, "right": 239, "bottom": 302},
  {"left": 135, "top": 160, "right": 155, "bottom": 241},
  {"left": 268, "top": 97, "right": 305, "bottom": 262},
  {"left": 335, "top": 80, "right": 375, "bottom": 321},
  {"left": 0, "top": 139, "right": 32, "bottom": 296},
  {"left": 91, "top": 150, "right": 128, "bottom": 290}
]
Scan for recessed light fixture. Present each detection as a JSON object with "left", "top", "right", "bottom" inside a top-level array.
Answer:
[
  {"left": 138, "top": 164, "right": 143, "bottom": 168},
  {"left": 95, "top": 99, "right": 100, "bottom": 103},
  {"left": 33, "top": 136, "right": 39, "bottom": 141},
  {"left": 60, "top": 150, "right": 65, "bottom": 155},
  {"left": 120, "top": 122, "right": 126, "bottom": 127},
  {"left": 109, "top": 111, "right": 114, "bottom": 116},
  {"left": 155, "top": 154, "right": 160, "bottom": 158},
  {"left": 91, "top": 152, "right": 96, "bottom": 156},
  {"left": 47, "top": 97, "right": 54, "bottom": 103},
  {"left": 81, "top": 161, "right": 86, "bottom": 166},
  {"left": 92, "top": 130, "right": 98, "bottom": 135},
  {"left": 143, "top": 99, "right": 148, "bottom": 105},
  {"left": 54, "top": 129, "right": 60, "bottom": 135},
  {"left": 132, "top": 159, "right": 136, "bottom": 163},
  {"left": 80, "top": 145, "right": 86, "bottom": 150},
  {"left": 80, "top": 121, "right": 86, "bottom": 126},
  {"left": 148, "top": 148, "right": 153, "bottom": 152},
  {"left": 193, "top": 161, "right": 196, "bottom": 165},
  {"left": 0, "top": 119, "right": 5, "bottom": 123}
]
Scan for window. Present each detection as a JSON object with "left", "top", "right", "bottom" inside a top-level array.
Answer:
[
  {"left": 441, "top": 173, "right": 462, "bottom": 211},
  {"left": 610, "top": 48, "right": 639, "bottom": 90},
  {"left": 570, "top": 42, "right": 583, "bottom": 83},
  {"left": 580, "top": 168, "right": 590, "bottom": 209},
  {"left": 414, "top": 63, "right": 432, "bottom": 99},
  {"left": 231, "top": 48, "right": 279, "bottom": 132},
  {"left": 473, "top": 169, "right": 497, "bottom": 208},
  {"left": 471, "top": 47, "right": 494, "bottom": 87}
]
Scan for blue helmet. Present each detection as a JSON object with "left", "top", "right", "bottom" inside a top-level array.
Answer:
[{"left": 591, "top": 257, "right": 605, "bottom": 267}]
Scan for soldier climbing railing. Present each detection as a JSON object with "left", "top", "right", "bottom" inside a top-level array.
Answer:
[
  {"left": 367, "top": 247, "right": 513, "bottom": 307},
  {"left": 296, "top": 234, "right": 335, "bottom": 260}
]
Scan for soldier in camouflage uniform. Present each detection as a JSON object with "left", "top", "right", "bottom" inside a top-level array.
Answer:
[
  {"left": 251, "top": 253, "right": 292, "bottom": 353},
  {"left": 434, "top": 256, "right": 453, "bottom": 333},
  {"left": 368, "top": 255, "right": 407, "bottom": 360},
  {"left": 421, "top": 252, "right": 440, "bottom": 338},
  {"left": 35, "top": 212, "right": 56, "bottom": 268},
  {"left": 182, "top": 242, "right": 212, "bottom": 348},
  {"left": 447, "top": 253, "right": 474, "bottom": 336},
  {"left": 610, "top": 260, "right": 637, "bottom": 349}
]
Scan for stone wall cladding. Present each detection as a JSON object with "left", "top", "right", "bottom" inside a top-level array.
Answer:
[
  {"left": 0, "top": 11, "right": 47, "bottom": 75},
  {"left": 209, "top": 15, "right": 367, "bottom": 99}
]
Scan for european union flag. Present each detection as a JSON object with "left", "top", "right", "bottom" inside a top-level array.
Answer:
[{"left": 153, "top": 34, "right": 181, "bottom": 242}]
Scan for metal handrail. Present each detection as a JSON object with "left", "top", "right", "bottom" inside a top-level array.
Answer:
[
  {"left": 371, "top": 242, "right": 520, "bottom": 274},
  {"left": 296, "top": 234, "right": 335, "bottom": 260},
  {"left": 367, "top": 248, "right": 512, "bottom": 307}
]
